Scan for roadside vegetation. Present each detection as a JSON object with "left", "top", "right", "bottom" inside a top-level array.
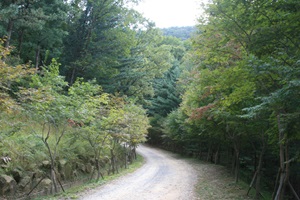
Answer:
[
  {"left": 32, "top": 154, "right": 144, "bottom": 200},
  {"left": 0, "top": 43, "right": 149, "bottom": 199},
  {"left": 149, "top": 1, "right": 300, "bottom": 200}
]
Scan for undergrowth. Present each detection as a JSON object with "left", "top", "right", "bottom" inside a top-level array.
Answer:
[{"left": 33, "top": 154, "right": 144, "bottom": 200}]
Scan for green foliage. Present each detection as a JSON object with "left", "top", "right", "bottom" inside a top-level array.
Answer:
[
  {"left": 0, "top": 40, "right": 35, "bottom": 112},
  {"left": 161, "top": 0, "right": 300, "bottom": 198},
  {"left": 161, "top": 26, "right": 196, "bottom": 40},
  {"left": 61, "top": 0, "right": 144, "bottom": 84},
  {"left": 147, "top": 65, "right": 181, "bottom": 117},
  {"left": 0, "top": 43, "right": 150, "bottom": 197},
  {"left": 3, "top": 0, "right": 299, "bottom": 198},
  {"left": 0, "top": 0, "right": 69, "bottom": 66},
  {"left": 103, "top": 27, "right": 174, "bottom": 101}
]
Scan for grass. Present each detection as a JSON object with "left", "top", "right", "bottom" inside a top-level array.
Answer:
[
  {"left": 33, "top": 154, "right": 145, "bottom": 200},
  {"left": 190, "top": 159, "right": 273, "bottom": 200}
]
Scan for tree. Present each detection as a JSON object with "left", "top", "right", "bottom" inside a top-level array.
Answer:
[
  {"left": 22, "top": 59, "right": 70, "bottom": 193},
  {"left": 169, "top": 0, "right": 300, "bottom": 199},
  {"left": 161, "top": 26, "right": 196, "bottom": 40},
  {"left": 0, "top": 0, "right": 69, "bottom": 67},
  {"left": 105, "top": 27, "right": 174, "bottom": 101},
  {"left": 68, "top": 78, "right": 110, "bottom": 180},
  {"left": 202, "top": 1, "right": 300, "bottom": 198},
  {"left": 146, "top": 36, "right": 185, "bottom": 117},
  {"left": 0, "top": 39, "right": 35, "bottom": 112},
  {"left": 62, "top": 0, "right": 141, "bottom": 85}
]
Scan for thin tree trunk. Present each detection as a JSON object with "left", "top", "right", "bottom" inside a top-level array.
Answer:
[
  {"left": 255, "top": 135, "right": 267, "bottom": 199},
  {"left": 288, "top": 181, "right": 300, "bottom": 200},
  {"left": 214, "top": 145, "right": 220, "bottom": 164},
  {"left": 110, "top": 149, "right": 115, "bottom": 174},
  {"left": 274, "top": 171, "right": 286, "bottom": 200},
  {"left": 18, "top": 29, "right": 24, "bottom": 56},
  {"left": 132, "top": 146, "right": 137, "bottom": 160},
  {"left": 35, "top": 44, "right": 40, "bottom": 70},
  {"left": 89, "top": 167, "right": 95, "bottom": 180},
  {"left": 50, "top": 168, "right": 58, "bottom": 193},
  {"left": 124, "top": 144, "right": 128, "bottom": 169},
  {"left": 233, "top": 141, "right": 240, "bottom": 183},
  {"left": 207, "top": 143, "right": 212, "bottom": 162},
  {"left": 274, "top": 113, "right": 289, "bottom": 200},
  {"left": 4, "top": 19, "right": 14, "bottom": 48},
  {"left": 272, "top": 168, "right": 281, "bottom": 199},
  {"left": 235, "top": 150, "right": 240, "bottom": 183},
  {"left": 27, "top": 177, "right": 45, "bottom": 196},
  {"left": 281, "top": 143, "right": 290, "bottom": 199},
  {"left": 247, "top": 171, "right": 257, "bottom": 196},
  {"left": 70, "top": 67, "right": 76, "bottom": 85},
  {"left": 95, "top": 158, "right": 104, "bottom": 180},
  {"left": 54, "top": 169, "right": 65, "bottom": 192},
  {"left": 231, "top": 148, "right": 236, "bottom": 175}
]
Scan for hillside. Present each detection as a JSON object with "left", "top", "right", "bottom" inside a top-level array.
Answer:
[{"left": 161, "top": 26, "right": 196, "bottom": 40}]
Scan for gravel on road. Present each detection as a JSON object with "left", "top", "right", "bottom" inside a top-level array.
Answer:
[{"left": 79, "top": 145, "right": 199, "bottom": 200}]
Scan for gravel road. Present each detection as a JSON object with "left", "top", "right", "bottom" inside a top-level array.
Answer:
[{"left": 79, "top": 145, "right": 199, "bottom": 200}]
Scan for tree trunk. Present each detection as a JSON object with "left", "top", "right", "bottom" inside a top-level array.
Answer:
[
  {"left": 124, "top": 144, "right": 128, "bottom": 169},
  {"left": 206, "top": 143, "right": 212, "bottom": 162},
  {"left": 95, "top": 158, "right": 104, "bottom": 180},
  {"left": 288, "top": 181, "right": 300, "bottom": 200},
  {"left": 110, "top": 149, "right": 116, "bottom": 174},
  {"left": 70, "top": 67, "right": 76, "bottom": 85},
  {"left": 132, "top": 146, "right": 137, "bottom": 160},
  {"left": 50, "top": 167, "right": 58, "bottom": 193},
  {"left": 247, "top": 133, "right": 267, "bottom": 198},
  {"left": 247, "top": 171, "right": 257, "bottom": 196},
  {"left": 35, "top": 44, "right": 40, "bottom": 70},
  {"left": 18, "top": 29, "right": 24, "bottom": 56},
  {"left": 233, "top": 141, "right": 240, "bottom": 183},
  {"left": 4, "top": 19, "right": 14, "bottom": 48},
  {"left": 235, "top": 150, "right": 240, "bottom": 183},
  {"left": 214, "top": 145, "right": 220, "bottom": 164},
  {"left": 255, "top": 137, "right": 266, "bottom": 199},
  {"left": 274, "top": 113, "right": 289, "bottom": 200}
]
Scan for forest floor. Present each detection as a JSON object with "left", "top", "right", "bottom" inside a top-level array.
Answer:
[
  {"left": 68, "top": 145, "right": 255, "bottom": 200},
  {"left": 191, "top": 160, "right": 254, "bottom": 200}
]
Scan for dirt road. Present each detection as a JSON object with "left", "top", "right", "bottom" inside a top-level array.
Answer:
[{"left": 79, "top": 145, "right": 199, "bottom": 200}]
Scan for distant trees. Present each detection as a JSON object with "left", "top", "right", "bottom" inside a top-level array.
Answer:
[
  {"left": 145, "top": 35, "right": 187, "bottom": 145},
  {"left": 161, "top": 26, "right": 196, "bottom": 40}
]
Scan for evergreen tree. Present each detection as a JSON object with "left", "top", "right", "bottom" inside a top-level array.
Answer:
[
  {"left": 147, "top": 64, "right": 181, "bottom": 117},
  {"left": 61, "top": 0, "right": 141, "bottom": 85},
  {"left": 0, "top": 0, "right": 69, "bottom": 67}
]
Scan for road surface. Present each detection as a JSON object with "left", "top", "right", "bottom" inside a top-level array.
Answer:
[{"left": 79, "top": 145, "right": 199, "bottom": 200}]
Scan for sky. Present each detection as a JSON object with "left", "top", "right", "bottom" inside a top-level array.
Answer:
[{"left": 133, "top": 0, "right": 205, "bottom": 28}]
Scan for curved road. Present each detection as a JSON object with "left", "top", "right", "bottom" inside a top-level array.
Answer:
[{"left": 80, "top": 145, "right": 198, "bottom": 200}]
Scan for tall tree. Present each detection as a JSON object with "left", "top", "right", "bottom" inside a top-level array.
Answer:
[
  {"left": 0, "top": 0, "right": 69, "bottom": 67},
  {"left": 109, "top": 28, "right": 174, "bottom": 101},
  {"left": 62, "top": 0, "right": 141, "bottom": 84}
]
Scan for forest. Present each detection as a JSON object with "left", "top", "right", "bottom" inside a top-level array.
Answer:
[
  {"left": 0, "top": 0, "right": 299, "bottom": 200},
  {"left": 161, "top": 26, "right": 196, "bottom": 40}
]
